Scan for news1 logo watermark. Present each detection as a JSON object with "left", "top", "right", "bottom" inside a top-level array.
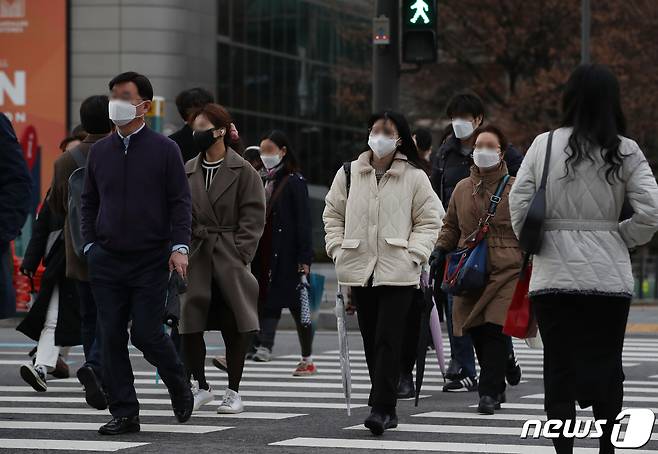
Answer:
[{"left": 521, "top": 409, "right": 656, "bottom": 448}]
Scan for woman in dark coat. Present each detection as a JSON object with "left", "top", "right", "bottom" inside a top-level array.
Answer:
[
  {"left": 251, "top": 130, "right": 315, "bottom": 376},
  {"left": 180, "top": 104, "right": 266, "bottom": 414},
  {"left": 17, "top": 193, "right": 80, "bottom": 391}
]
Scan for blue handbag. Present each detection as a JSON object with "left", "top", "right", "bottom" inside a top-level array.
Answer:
[{"left": 442, "top": 174, "right": 510, "bottom": 295}]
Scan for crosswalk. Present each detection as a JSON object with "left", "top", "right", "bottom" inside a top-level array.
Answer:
[
  {"left": 270, "top": 337, "right": 658, "bottom": 453},
  {"left": 0, "top": 335, "right": 656, "bottom": 452}
]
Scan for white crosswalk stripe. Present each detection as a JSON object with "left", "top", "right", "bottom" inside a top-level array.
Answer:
[
  {"left": 2, "top": 334, "right": 658, "bottom": 452},
  {"left": 269, "top": 337, "right": 658, "bottom": 453}
]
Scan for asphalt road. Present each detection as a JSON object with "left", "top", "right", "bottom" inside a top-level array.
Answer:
[{"left": 0, "top": 325, "right": 656, "bottom": 454}]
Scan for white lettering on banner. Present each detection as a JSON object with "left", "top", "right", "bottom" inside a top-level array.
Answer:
[
  {"left": 0, "top": 70, "right": 25, "bottom": 105},
  {"left": 521, "top": 408, "right": 656, "bottom": 448},
  {"left": 4, "top": 111, "right": 26, "bottom": 123}
]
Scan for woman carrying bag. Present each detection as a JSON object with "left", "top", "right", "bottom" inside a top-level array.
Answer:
[
  {"left": 435, "top": 125, "right": 523, "bottom": 415},
  {"left": 509, "top": 65, "right": 658, "bottom": 454},
  {"left": 323, "top": 111, "right": 443, "bottom": 435}
]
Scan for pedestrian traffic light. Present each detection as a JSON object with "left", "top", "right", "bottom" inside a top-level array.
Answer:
[{"left": 402, "top": 0, "right": 437, "bottom": 64}]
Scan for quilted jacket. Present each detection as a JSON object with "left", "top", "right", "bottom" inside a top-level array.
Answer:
[
  {"left": 509, "top": 127, "right": 658, "bottom": 297},
  {"left": 323, "top": 150, "right": 444, "bottom": 287}
]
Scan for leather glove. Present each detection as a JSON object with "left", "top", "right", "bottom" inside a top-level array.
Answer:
[{"left": 429, "top": 247, "right": 446, "bottom": 282}]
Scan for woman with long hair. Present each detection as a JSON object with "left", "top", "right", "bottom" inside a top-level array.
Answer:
[
  {"left": 250, "top": 130, "right": 315, "bottom": 376},
  {"left": 510, "top": 64, "right": 658, "bottom": 453},
  {"left": 323, "top": 111, "right": 443, "bottom": 435},
  {"left": 180, "top": 103, "right": 266, "bottom": 414}
]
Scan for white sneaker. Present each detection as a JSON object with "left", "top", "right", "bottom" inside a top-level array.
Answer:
[
  {"left": 20, "top": 364, "right": 47, "bottom": 392},
  {"left": 217, "top": 389, "right": 244, "bottom": 414},
  {"left": 191, "top": 382, "right": 214, "bottom": 411},
  {"left": 252, "top": 346, "right": 272, "bottom": 362}
]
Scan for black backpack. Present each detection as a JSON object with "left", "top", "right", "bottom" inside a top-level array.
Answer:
[{"left": 67, "top": 148, "right": 87, "bottom": 258}]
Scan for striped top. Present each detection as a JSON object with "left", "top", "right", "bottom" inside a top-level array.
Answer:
[{"left": 202, "top": 158, "right": 223, "bottom": 191}]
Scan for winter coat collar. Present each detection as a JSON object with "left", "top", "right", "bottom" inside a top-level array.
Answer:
[
  {"left": 186, "top": 147, "right": 244, "bottom": 209},
  {"left": 469, "top": 160, "right": 509, "bottom": 184},
  {"left": 354, "top": 150, "right": 409, "bottom": 176}
]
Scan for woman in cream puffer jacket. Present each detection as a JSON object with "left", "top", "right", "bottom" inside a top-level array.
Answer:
[
  {"left": 509, "top": 65, "right": 658, "bottom": 454},
  {"left": 323, "top": 111, "right": 443, "bottom": 436}
]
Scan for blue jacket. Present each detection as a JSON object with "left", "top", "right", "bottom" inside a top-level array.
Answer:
[
  {"left": 0, "top": 113, "right": 32, "bottom": 244},
  {"left": 80, "top": 126, "right": 192, "bottom": 253}
]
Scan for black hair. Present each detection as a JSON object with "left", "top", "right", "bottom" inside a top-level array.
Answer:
[
  {"left": 59, "top": 134, "right": 85, "bottom": 152},
  {"left": 243, "top": 146, "right": 262, "bottom": 163},
  {"left": 413, "top": 128, "right": 432, "bottom": 151},
  {"left": 446, "top": 91, "right": 485, "bottom": 120},
  {"left": 108, "top": 71, "right": 154, "bottom": 100},
  {"left": 175, "top": 87, "right": 214, "bottom": 121},
  {"left": 473, "top": 124, "right": 509, "bottom": 153},
  {"left": 261, "top": 130, "right": 299, "bottom": 173},
  {"left": 561, "top": 64, "right": 627, "bottom": 184},
  {"left": 368, "top": 111, "right": 422, "bottom": 168},
  {"left": 71, "top": 124, "right": 87, "bottom": 137},
  {"left": 79, "top": 95, "right": 111, "bottom": 135}
]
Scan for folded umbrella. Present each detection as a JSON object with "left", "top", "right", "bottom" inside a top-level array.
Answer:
[
  {"left": 414, "top": 284, "right": 434, "bottom": 406},
  {"left": 335, "top": 285, "right": 352, "bottom": 416},
  {"left": 298, "top": 273, "right": 312, "bottom": 327},
  {"left": 429, "top": 301, "right": 446, "bottom": 379}
]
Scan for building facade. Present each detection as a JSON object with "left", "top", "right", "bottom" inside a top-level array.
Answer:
[{"left": 69, "top": 0, "right": 373, "bottom": 186}]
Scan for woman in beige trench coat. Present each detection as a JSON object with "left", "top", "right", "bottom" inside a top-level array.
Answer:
[
  {"left": 435, "top": 125, "right": 523, "bottom": 415},
  {"left": 180, "top": 103, "right": 265, "bottom": 414}
]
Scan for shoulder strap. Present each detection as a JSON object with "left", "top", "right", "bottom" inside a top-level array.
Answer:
[
  {"left": 486, "top": 174, "right": 511, "bottom": 217},
  {"left": 343, "top": 162, "right": 352, "bottom": 197},
  {"left": 539, "top": 131, "right": 554, "bottom": 190},
  {"left": 70, "top": 147, "right": 86, "bottom": 169},
  {"left": 266, "top": 174, "right": 291, "bottom": 219}
]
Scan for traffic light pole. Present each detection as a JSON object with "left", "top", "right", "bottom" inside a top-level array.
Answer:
[{"left": 373, "top": 0, "right": 400, "bottom": 112}]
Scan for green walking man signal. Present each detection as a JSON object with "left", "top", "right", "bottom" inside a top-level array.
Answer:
[
  {"left": 409, "top": 0, "right": 430, "bottom": 24},
  {"left": 402, "top": 0, "right": 437, "bottom": 63}
]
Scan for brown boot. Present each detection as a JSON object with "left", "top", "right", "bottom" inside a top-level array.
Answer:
[{"left": 50, "top": 355, "right": 70, "bottom": 379}]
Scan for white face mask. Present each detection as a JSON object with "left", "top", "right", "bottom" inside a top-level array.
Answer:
[
  {"left": 108, "top": 99, "right": 145, "bottom": 126},
  {"left": 368, "top": 134, "right": 398, "bottom": 159},
  {"left": 452, "top": 119, "right": 475, "bottom": 140},
  {"left": 473, "top": 147, "right": 501, "bottom": 168},
  {"left": 260, "top": 153, "right": 282, "bottom": 170}
]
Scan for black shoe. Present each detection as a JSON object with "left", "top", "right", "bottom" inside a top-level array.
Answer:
[
  {"left": 442, "top": 375, "right": 478, "bottom": 392},
  {"left": 445, "top": 359, "right": 462, "bottom": 381},
  {"left": 51, "top": 355, "right": 70, "bottom": 379},
  {"left": 477, "top": 395, "right": 500, "bottom": 415},
  {"left": 497, "top": 392, "right": 506, "bottom": 405},
  {"left": 505, "top": 353, "right": 522, "bottom": 386},
  {"left": 170, "top": 385, "right": 193, "bottom": 423},
  {"left": 364, "top": 410, "right": 396, "bottom": 436},
  {"left": 98, "top": 416, "right": 140, "bottom": 435},
  {"left": 77, "top": 366, "right": 107, "bottom": 410},
  {"left": 20, "top": 364, "right": 47, "bottom": 392},
  {"left": 397, "top": 373, "right": 415, "bottom": 399}
]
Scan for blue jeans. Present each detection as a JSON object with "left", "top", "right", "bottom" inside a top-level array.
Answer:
[
  {"left": 76, "top": 280, "right": 103, "bottom": 379},
  {"left": 445, "top": 293, "right": 477, "bottom": 378}
]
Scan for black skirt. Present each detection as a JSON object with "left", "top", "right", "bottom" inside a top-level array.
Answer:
[{"left": 532, "top": 293, "right": 630, "bottom": 410}]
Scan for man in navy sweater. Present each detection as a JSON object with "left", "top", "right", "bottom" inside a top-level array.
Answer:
[{"left": 81, "top": 72, "right": 193, "bottom": 435}]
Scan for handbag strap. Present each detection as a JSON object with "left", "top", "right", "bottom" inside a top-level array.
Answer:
[
  {"left": 480, "top": 174, "right": 511, "bottom": 227},
  {"left": 539, "top": 131, "right": 554, "bottom": 190}
]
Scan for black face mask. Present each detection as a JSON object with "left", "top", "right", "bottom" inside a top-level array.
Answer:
[{"left": 193, "top": 128, "right": 218, "bottom": 152}]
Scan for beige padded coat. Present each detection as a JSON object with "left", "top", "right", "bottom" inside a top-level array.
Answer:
[{"left": 323, "top": 150, "right": 444, "bottom": 287}]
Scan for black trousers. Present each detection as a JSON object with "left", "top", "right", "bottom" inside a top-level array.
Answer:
[
  {"left": 88, "top": 244, "right": 187, "bottom": 418},
  {"left": 533, "top": 293, "right": 630, "bottom": 454},
  {"left": 468, "top": 323, "right": 508, "bottom": 398},
  {"left": 400, "top": 290, "right": 423, "bottom": 377},
  {"left": 75, "top": 280, "right": 103, "bottom": 380},
  {"left": 352, "top": 285, "right": 414, "bottom": 413},
  {"left": 256, "top": 304, "right": 314, "bottom": 358}
]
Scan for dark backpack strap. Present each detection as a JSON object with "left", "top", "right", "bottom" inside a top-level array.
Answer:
[
  {"left": 70, "top": 147, "right": 86, "bottom": 169},
  {"left": 343, "top": 161, "right": 352, "bottom": 197},
  {"left": 539, "top": 131, "right": 554, "bottom": 190}
]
